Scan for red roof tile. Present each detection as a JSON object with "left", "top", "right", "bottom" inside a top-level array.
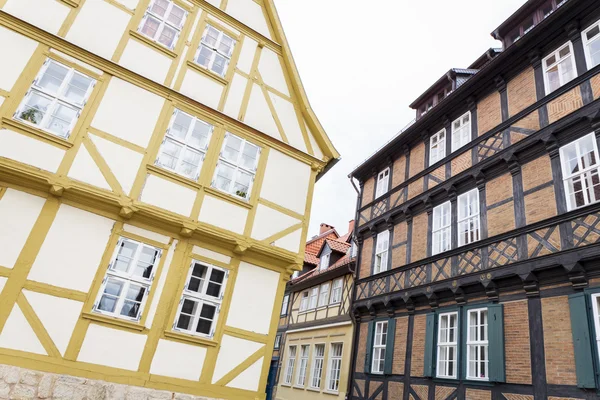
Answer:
[{"left": 324, "top": 239, "right": 351, "bottom": 254}]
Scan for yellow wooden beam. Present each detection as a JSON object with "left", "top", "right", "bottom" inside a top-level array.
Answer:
[
  {"left": 17, "top": 293, "right": 62, "bottom": 358},
  {"left": 213, "top": 345, "right": 265, "bottom": 386}
]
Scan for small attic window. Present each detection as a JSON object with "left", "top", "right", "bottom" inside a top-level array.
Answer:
[{"left": 320, "top": 253, "right": 330, "bottom": 271}]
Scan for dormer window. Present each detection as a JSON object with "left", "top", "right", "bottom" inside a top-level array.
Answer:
[
  {"left": 320, "top": 253, "right": 330, "bottom": 271},
  {"left": 504, "top": 0, "right": 571, "bottom": 48}
]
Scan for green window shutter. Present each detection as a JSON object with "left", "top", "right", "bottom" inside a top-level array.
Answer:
[
  {"left": 568, "top": 293, "right": 596, "bottom": 388},
  {"left": 488, "top": 304, "right": 505, "bottom": 382},
  {"left": 364, "top": 321, "right": 374, "bottom": 373},
  {"left": 423, "top": 313, "right": 436, "bottom": 377},
  {"left": 384, "top": 318, "right": 396, "bottom": 375}
]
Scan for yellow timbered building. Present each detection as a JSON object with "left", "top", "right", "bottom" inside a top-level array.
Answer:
[{"left": 0, "top": 0, "right": 338, "bottom": 399}]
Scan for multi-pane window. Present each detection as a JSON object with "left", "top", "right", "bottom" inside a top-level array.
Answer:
[
  {"left": 284, "top": 345, "right": 296, "bottom": 385},
  {"left": 296, "top": 345, "right": 309, "bottom": 386},
  {"left": 467, "top": 308, "right": 489, "bottom": 380},
  {"left": 310, "top": 344, "right": 325, "bottom": 389},
  {"left": 299, "top": 291, "right": 309, "bottom": 311},
  {"left": 195, "top": 25, "right": 236, "bottom": 77},
  {"left": 430, "top": 129, "right": 446, "bottom": 166},
  {"left": 94, "top": 238, "right": 161, "bottom": 321},
  {"left": 174, "top": 261, "right": 228, "bottom": 338},
  {"left": 138, "top": 0, "right": 187, "bottom": 49},
  {"left": 156, "top": 109, "right": 213, "bottom": 180},
  {"left": 458, "top": 189, "right": 480, "bottom": 246},
  {"left": 451, "top": 112, "right": 471, "bottom": 152},
  {"left": 330, "top": 278, "right": 343, "bottom": 304},
  {"left": 375, "top": 168, "right": 390, "bottom": 198},
  {"left": 437, "top": 312, "right": 458, "bottom": 379},
  {"left": 432, "top": 201, "right": 451, "bottom": 255},
  {"left": 274, "top": 334, "right": 281, "bottom": 349},
  {"left": 308, "top": 287, "right": 319, "bottom": 309},
  {"left": 583, "top": 20, "right": 600, "bottom": 69},
  {"left": 15, "top": 59, "right": 95, "bottom": 138},
  {"left": 317, "top": 283, "right": 330, "bottom": 308},
  {"left": 543, "top": 42, "right": 576, "bottom": 94},
  {"left": 326, "top": 343, "right": 343, "bottom": 392},
  {"left": 371, "top": 321, "right": 387, "bottom": 374},
  {"left": 320, "top": 252, "right": 330, "bottom": 271},
  {"left": 559, "top": 133, "right": 600, "bottom": 210},
  {"left": 374, "top": 230, "right": 390, "bottom": 274},
  {"left": 281, "top": 294, "right": 289, "bottom": 316},
  {"left": 213, "top": 133, "right": 260, "bottom": 200}
]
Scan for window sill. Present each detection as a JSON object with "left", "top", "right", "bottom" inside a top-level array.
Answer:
[
  {"left": 146, "top": 164, "right": 202, "bottom": 190},
  {"left": 204, "top": 187, "right": 252, "bottom": 209},
  {"left": 1, "top": 117, "right": 73, "bottom": 149},
  {"left": 186, "top": 61, "right": 229, "bottom": 86},
  {"left": 82, "top": 311, "right": 145, "bottom": 332},
  {"left": 292, "top": 385, "right": 305, "bottom": 390},
  {"left": 281, "top": 383, "right": 292, "bottom": 388},
  {"left": 307, "top": 387, "right": 321, "bottom": 392},
  {"left": 323, "top": 390, "right": 339, "bottom": 396},
  {"left": 130, "top": 30, "right": 177, "bottom": 59},
  {"left": 163, "top": 330, "right": 218, "bottom": 347}
]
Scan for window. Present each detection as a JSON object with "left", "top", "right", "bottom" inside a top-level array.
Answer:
[
  {"left": 174, "top": 261, "right": 228, "bottom": 338},
  {"left": 583, "top": 20, "right": 600, "bottom": 70},
  {"left": 432, "top": 201, "right": 451, "bottom": 255},
  {"left": 281, "top": 294, "right": 289, "bottom": 316},
  {"left": 560, "top": 133, "right": 600, "bottom": 210},
  {"left": 374, "top": 230, "right": 390, "bottom": 274},
  {"left": 292, "top": 271, "right": 299, "bottom": 279},
  {"left": 296, "top": 345, "right": 309, "bottom": 387},
  {"left": 437, "top": 312, "right": 458, "bottom": 379},
  {"left": 138, "top": 0, "right": 187, "bottom": 49},
  {"left": 156, "top": 109, "right": 213, "bottom": 180},
  {"left": 317, "top": 283, "right": 330, "bottom": 308},
  {"left": 429, "top": 129, "right": 446, "bottom": 166},
  {"left": 371, "top": 321, "right": 387, "bottom": 374},
  {"left": 94, "top": 238, "right": 161, "bottom": 321},
  {"left": 467, "top": 308, "right": 489, "bottom": 380},
  {"left": 274, "top": 334, "right": 281, "bottom": 349},
  {"left": 310, "top": 344, "right": 325, "bottom": 389},
  {"left": 330, "top": 278, "right": 343, "bottom": 304},
  {"left": 195, "top": 25, "right": 236, "bottom": 77},
  {"left": 320, "top": 252, "right": 330, "bottom": 271},
  {"left": 299, "top": 291, "right": 309, "bottom": 311},
  {"left": 458, "top": 189, "right": 480, "bottom": 246},
  {"left": 326, "top": 343, "right": 343, "bottom": 392},
  {"left": 15, "top": 59, "right": 95, "bottom": 139},
  {"left": 451, "top": 112, "right": 471, "bottom": 152},
  {"left": 308, "top": 287, "right": 319, "bottom": 309},
  {"left": 375, "top": 168, "right": 390, "bottom": 198},
  {"left": 543, "top": 42, "right": 576, "bottom": 94},
  {"left": 212, "top": 133, "right": 260, "bottom": 200},
  {"left": 284, "top": 345, "right": 296, "bottom": 385},
  {"left": 591, "top": 293, "right": 600, "bottom": 363}
]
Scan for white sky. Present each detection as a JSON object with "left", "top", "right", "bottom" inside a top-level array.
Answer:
[{"left": 272, "top": 0, "right": 529, "bottom": 238}]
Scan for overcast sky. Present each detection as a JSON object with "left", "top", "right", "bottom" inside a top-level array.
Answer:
[{"left": 272, "top": 0, "right": 528, "bottom": 238}]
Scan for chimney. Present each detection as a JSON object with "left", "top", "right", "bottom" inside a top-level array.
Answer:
[
  {"left": 319, "top": 223, "right": 334, "bottom": 234},
  {"left": 347, "top": 220, "right": 355, "bottom": 235}
]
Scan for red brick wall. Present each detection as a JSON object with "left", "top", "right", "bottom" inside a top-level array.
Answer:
[
  {"left": 541, "top": 296, "right": 577, "bottom": 385},
  {"left": 521, "top": 155, "right": 553, "bottom": 192},
  {"left": 388, "top": 382, "right": 403, "bottom": 399},
  {"left": 507, "top": 67, "right": 537, "bottom": 117},
  {"left": 512, "top": 110, "right": 540, "bottom": 132},
  {"left": 362, "top": 177, "right": 375, "bottom": 206},
  {"left": 504, "top": 300, "right": 532, "bottom": 384},
  {"left": 355, "top": 322, "right": 368, "bottom": 373},
  {"left": 465, "top": 389, "right": 492, "bottom": 400},
  {"left": 392, "top": 222, "right": 407, "bottom": 269},
  {"left": 486, "top": 173, "right": 516, "bottom": 237},
  {"left": 451, "top": 151, "right": 471, "bottom": 176},
  {"left": 359, "top": 236, "right": 373, "bottom": 279},
  {"left": 428, "top": 165, "right": 446, "bottom": 189},
  {"left": 547, "top": 86, "right": 584, "bottom": 124},
  {"left": 591, "top": 73, "right": 600, "bottom": 100},
  {"left": 410, "top": 314, "right": 426, "bottom": 376},
  {"left": 478, "top": 91, "right": 502, "bottom": 135},
  {"left": 411, "top": 212, "right": 428, "bottom": 263},
  {"left": 408, "top": 178, "right": 424, "bottom": 200},
  {"left": 392, "top": 316, "right": 409, "bottom": 374},
  {"left": 393, "top": 156, "right": 406, "bottom": 188},
  {"left": 524, "top": 186, "right": 557, "bottom": 225},
  {"left": 409, "top": 142, "right": 425, "bottom": 178}
]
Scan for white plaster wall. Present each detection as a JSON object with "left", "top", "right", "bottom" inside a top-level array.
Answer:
[
  {"left": 260, "top": 149, "right": 311, "bottom": 215},
  {"left": 0, "top": 129, "right": 65, "bottom": 173},
  {"left": 272, "top": 228, "right": 302, "bottom": 253},
  {"left": 258, "top": 49, "right": 289, "bottom": 96},
  {"left": 2, "top": 0, "right": 69, "bottom": 35},
  {"left": 112, "top": 0, "right": 139, "bottom": 9},
  {"left": 140, "top": 175, "right": 196, "bottom": 217},
  {"left": 123, "top": 224, "right": 171, "bottom": 245},
  {"left": 225, "top": 262, "right": 279, "bottom": 334},
  {"left": 119, "top": 40, "right": 172, "bottom": 84},
  {"left": 89, "top": 134, "right": 143, "bottom": 195},
  {"left": 250, "top": 204, "right": 300, "bottom": 241},
  {"left": 28, "top": 204, "right": 114, "bottom": 292},
  {"left": 150, "top": 339, "right": 206, "bottom": 380},
  {"left": 244, "top": 84, "right": 280, "bottom": 140},
  {"left": 78, "top": 324, "right": 146, "bottom": 371},
  {"left": 67, "top": 145, "right": 112, "bottom": 191},
  {"left": 65, "top": 0, "right": 131, "bottom": 60},
  {"left": 144, "top": 240, "right": 176, "bottom": 329},
  {"left": 269, "top": 93, "right": 306, "bottom": 152},
  {"left": 0, "top": 27, "right": 38, "bottom": 92},
  {"left": 92, "top": 78, "right": 164, "bottom": 148},
  {"left": 197, "top": 195, "right": 248, "bottom": 234},
  {"left": 212, "top": 335, "right": 263, "bottom": 383},
  {"left": 225, "top": 0, "right": 272, "bottom": 39},
  {"left": 207, "top": 15, "right": 240, "bottom": 36},
  {"left": 0, "top": 189, "right": 45, "bottom": 269},
  {"left": 192, "top": 246, "right": 231, "bottom": 265},
  {"left": 222, "top": 73, "right": 247, "bottom": 119},
  {"left": 236, "top": 37, "right": 257, "bottom": 75},
  {"left": 227, "top": 357, "right": 262, "bottom": 391},
  {"left": 306, "top": 121, "right": 324, "bottom": 159},
  {"left": 205, "top": 0, "right": 220, "bottom": 7},
  {"left": 49, "top": 49, "right": 103, "bottom": 76},
  {"left": 23, "top": 290, "right": 82, "bottom": 356},
  {"left": 179, "top": 70, "right": 223, "bottom": 110},
  {"left": 0, "top": 306, "right": 46, "bottom": 355}
]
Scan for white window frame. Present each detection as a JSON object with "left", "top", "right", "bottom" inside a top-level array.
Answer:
[
  {"left": 195, "top": 24, "right": 236, "bottom": 77},
  {"left": 155, "top": 109, "right": 214, "bottom": 180},
  {"left": 320, "top": 252, "right": 330, "bottom": 271},
  {"left": 375, "top": 168, "right": 390, "bottom": 198},
  {"left": 429, "top": 129, "right": 447, "bottom": 166},
  {"left": 317, "top": 283, "right": 330, "bottom": 308},
  {"left": 173, "top": 260, "right": 229, "bottom": 338},
  {"left": 466, "top": 308, "right": 489, "bottom": 381},
  {"left": 295, "top": 344, "right": 310, "bottom": 387},
  {"left": 543, "top": 42, "right": 577, "bottom": 95},
  {"left": 371, "top": 321, "right": 388, "bottom": 375},
  {"left": 457, "top": 189, "right": 481, "bottom": 246},
  {"left": 299, "top": 291, "right": 309, "bottom": 312},
  {"left": 309, "top": 343, "right": 325, "bottom": 389},
  {"left": 330, "top": 278, "right": 343, "bottom": 304},
  {"left": 583, "top": 19, "right": 600, "bottom": 70},
  {"left": 274, "top": 334, "right": 281, "bottom": 349},
  {"left": 308, "top": 287, "right": 319, "bottom": 309},
  {"left": 559, "top": 133, "right": 600, "bottom": 211},
  {"left": 93, "top": 237, "right": 162, "bottom": 321},
  {"left": 436, "top": 312, "right": 458, "bottom": 379},
  {"left": 590, "top": 293, "right": 600, "bottom": 364},
  {"left": 138, "top": 0, "right": 187, "bottom": 50},
  {"left": 432, "top": 201, "right": 452, "bottom": 255},
  {"left": 326, "top": 343, "right": 343, "bottom": 392},
  {"left": 15, "top": 58, "right": 95, "bottom": 139},
  {"left": 451, "top": 112, "right": 471, "bottom": 152},
  {"left": 374, "top": 230, "right": 390, "bottom": 275},
  {"left": 212, "top": 132, "right": 261, "bottom": 200},
  {"left": 281, "top": 294, "right": 289, "bottom": 316},
  {"left": 284, "top": 345, "right": 296, "bottom": 385}
]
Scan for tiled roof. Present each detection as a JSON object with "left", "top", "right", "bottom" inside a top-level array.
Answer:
[
  {"left": 324, "top": 239, "right": 351, "bottom": 254},
  {"left": 304, "top": 253, "right": 319, "bottom": 266},
  {"left": 305, "top": 229, "right": 338, "bottom": 256}
]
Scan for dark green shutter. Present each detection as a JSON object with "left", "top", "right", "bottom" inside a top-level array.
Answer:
[
  {"left": 364, "top": 321, "right": 374, "bottom": 373},
  {"left": 423, "top": 313, "right": 436, "bottom": 377},
  {"left": 568, "top": 293, "right": 596, "bottom": 388},
  {"left": 488, "top": 304, "right": 505, "bottom": 382},
  {"left": 384, "top": 318, "right": 396, "bottom": 374}
]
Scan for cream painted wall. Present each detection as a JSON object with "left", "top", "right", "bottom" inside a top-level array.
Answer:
[
  {"left": 212, "top": 334, "right": 263, "bottom": 383},
  {"left": 179, "top": 70, "right": 224, "bottom": 110},
  {"left": 119, "top": 40, "right": 172, "bottom": 84},
  {"left": 269, "top": 93, "right": 306, "bottom": 152},
  {"left": 192, "top": 246, "right": 232, "bottom": 264},
  {"left": 224, "top": 0, "right": 272, "bottom": 40},
  {"left": 0, "top": 306, "right": 46, "bottom": 355},
  {"left": 2, "top": 0, "right": 69, "bottom": 35},
  {"left": 140, "top": 175, "right": 197, "bottom": 217},
  {"left": 0, "top": 129, "right": 65, "bottom": 173},
  {"left": 236, "top": 38, "right": 258, "bottom": 75},
  {"left": 244, "top": 84, "right": 281, "bottom": 140},
  {"left": 222, "top": 73, "right": 247, "bottom": 119},
  {"left": 258, "top": 49, "right": 289, "bottom": 96},
  {"left": 198, "top": 195, "right": 248, "bottom": 234},
  {"left": 67, "top": 145, "right": 112, "bottom": 191},
  {"left": 77, "top": 324, "right": 147, "bottom": 371},
  {"left": 150, "top": 339, "right": 206, "bottom": 381},
  {"left": 0, "top": 27, "right": 38, "bottom": 92},
  {"left": 144, "top": 240, "right": 176, "bottom": 329},
  {"left": 251, "top": 204, "right": 300, "bottom": 241},
  {"left": 260, "top": 149, "right": 311, "bottom": 214},
  {"left": 227, "top": 356, "right": 263, "bottom": 391}
]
